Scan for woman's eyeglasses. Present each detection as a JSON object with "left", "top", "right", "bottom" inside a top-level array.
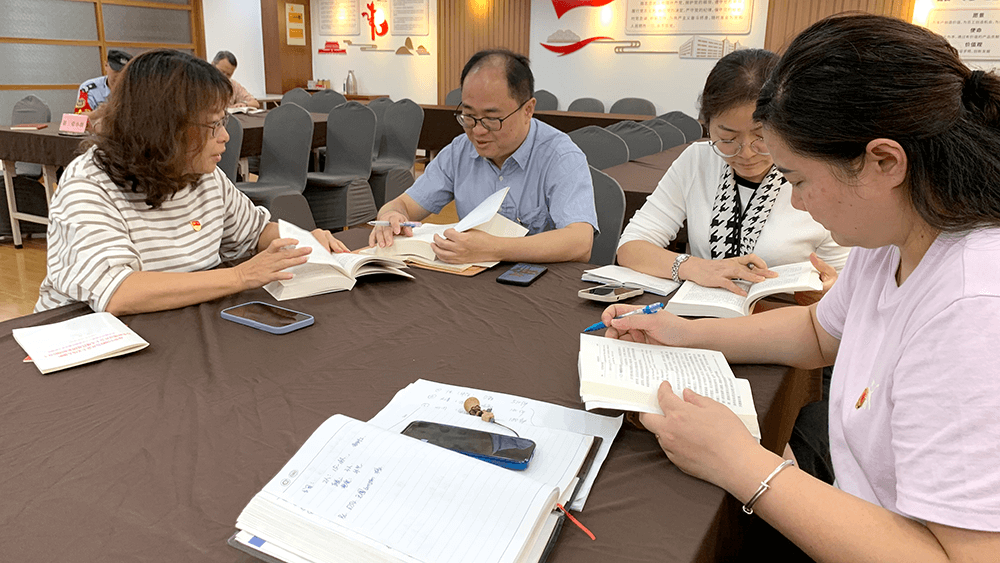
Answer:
[{"left": 709, "top": 137, "right": 769, "bottom": 157}]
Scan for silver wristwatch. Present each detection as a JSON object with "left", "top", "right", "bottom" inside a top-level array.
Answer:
[{"left": 671, "top": 253, "right": 690, "bottom": 283}]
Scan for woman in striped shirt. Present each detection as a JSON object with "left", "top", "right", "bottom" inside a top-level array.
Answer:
[{"left": 36, "top": 49, "right": 347, "bottom": 315}]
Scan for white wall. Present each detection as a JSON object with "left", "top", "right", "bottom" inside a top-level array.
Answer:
[
  {"left": 203, "top": 0, "right": 267, "bottom": 96},
  {"left": 528, "top": 0, "right": 769, "bottom": 117},
  {"left": 309, "top": 0, "right": 438, "bottom": 103}
]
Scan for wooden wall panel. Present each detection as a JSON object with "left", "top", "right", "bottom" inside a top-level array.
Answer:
[
  {"left": 436, "top": 0, "right": 531, "bottom": 105},
  {"left": 765, "top": 0, "right": 916, "bottom": 53},
  {"left": 260, "top": 0, "right": 312, "bottom": 94}
]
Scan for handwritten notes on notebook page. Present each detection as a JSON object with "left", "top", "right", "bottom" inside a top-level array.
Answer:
[{"left": 237, "top": 415, "right": 557, "bottom": 563}]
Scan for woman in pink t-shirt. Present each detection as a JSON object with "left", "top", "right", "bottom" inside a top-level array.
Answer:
[{"left": 600, "top": 14, "right": 1000, "bottom": 562}]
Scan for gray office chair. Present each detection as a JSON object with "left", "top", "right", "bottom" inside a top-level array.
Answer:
[
  {"left": 658, "top": 111, "right": 704, "bottom": 142},
  {"left": 444, "top": 87, "right": 462, "bottom": 106},
  {"left": 304, "top": 102, "right": 378, "bottom": 230},
  {"left": 568, "top": 97, "right": 604, "bottom": 113},
  {"left": 305, "top": 89, "right": 347, "bottom": 114},
  {"left": 235, "top": 103, "right": 315, "bottom": 223},
  {"left": 641, "top": 117, "right": 687, "bottom": 150},
  {"left": 568, "top": 126, "right": 629, "bottom": 170},
  {"left": 369, "top": 99, "right": 423, "bottom": 207},
  {"left": 605, "top": 121, "right": 662, "bottom": 160},
  {"left": 589, "top": 166, "right": 626, "bottom": 266},
  {"left": 218, "top": 115, "right": 243, "bottom": 183},
  {"left": 11, "top": 95, "right": 52, "bottom": 179},
  {"left": 533, "top": 89, "right": 558, "bottom": 111},
  {"left": 367, "top": 96, "right": 394, "bottom": 163},
  {"left": 610, "top": 97, "right": 657, "bottom": 116},
  {"left": 280, "top": 88, "right": 312, "bottom": 108}
]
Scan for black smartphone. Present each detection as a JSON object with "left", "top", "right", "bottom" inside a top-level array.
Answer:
[
  {"left": 497, "top": 263, "right": 547, "bottom": 286},
  {"left": 220, "top": 302, "right": 314, "bottom": 334},
  {"left": 401, "top": 420, "right": 536, "bottom": 470}
]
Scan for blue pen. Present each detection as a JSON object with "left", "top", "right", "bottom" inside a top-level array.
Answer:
[
  {"left": 368, "top": 220, "right": 422, "bottom": 228},
  {"left": 583, "top": 302, "right": 665, "bottom": 333}
]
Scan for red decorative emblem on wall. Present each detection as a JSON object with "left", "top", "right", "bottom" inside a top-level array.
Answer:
[
  {"left": 362, "top": 2, "right": 388, "bottom": 41},
  {"left": 541, "top": 36, "right": 613, "bottom": 56},
  {"left": 551, "top": 0, "right": 616, "bottom": 18}
]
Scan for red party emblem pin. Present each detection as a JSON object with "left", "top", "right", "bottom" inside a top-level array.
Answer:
[{"left": 190, "top": 220, "right": 202, "bottom": 232}]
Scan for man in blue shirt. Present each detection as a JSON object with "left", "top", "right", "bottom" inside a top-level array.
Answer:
[
  {"left": 369, "top": 50, "right": 598, "bottom": 264},
  {"left": 74, "top": 49, "right": 132, "bottom": 114}
]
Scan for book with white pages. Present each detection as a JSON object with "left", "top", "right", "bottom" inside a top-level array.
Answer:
[
  {"left": 12, "top": 312, "right": 149, "bottom": 374},
  {"left": 664, "top": 261, "right": 821, "bottom": 318},
  {"left": 230, "top": 414, "right": 592, "bottom": 563},
  {"left": 360, "top": 188, "right": 528, "bottom": 273},
  {"left": 264, "top": 220, "right": 413, "bottom": 301},
  {"left": 581, "top": 264, "right": 681, "bottom": 296},
  {"left": 578, "top": 334, "right": 760, "bottom": 440}
]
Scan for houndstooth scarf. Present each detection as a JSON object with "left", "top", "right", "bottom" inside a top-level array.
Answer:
[{"left": 708, "top": 164, "right": 786, "bottom": 259}]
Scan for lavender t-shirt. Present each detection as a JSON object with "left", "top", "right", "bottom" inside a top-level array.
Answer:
[{"left": 817, "top": 229, "right": 1000, "bottom": 531}]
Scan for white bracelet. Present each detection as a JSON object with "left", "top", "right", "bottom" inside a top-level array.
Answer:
[{"left": 742, "top": 459, "right": 795, "bottom": 515}]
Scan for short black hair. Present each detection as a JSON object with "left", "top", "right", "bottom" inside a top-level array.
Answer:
[
  {"left": 212, "top": 50, "right": 238, "bottom": 67},
  {"left": 698, "top": 48, "right": 777, "bottom": 127},
  {"left": 460, "top": 50, "right": 533, "bottom": 104}
]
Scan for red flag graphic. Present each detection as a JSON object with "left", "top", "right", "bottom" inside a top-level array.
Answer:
[
  {"left": 540, "top": 36, "right": 612, "bottom": 56},
  {"left": 552, "top": 0, "right": 615, "bottom": 18}
]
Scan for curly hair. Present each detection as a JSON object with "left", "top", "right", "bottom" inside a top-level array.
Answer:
[
  {"left": 755, "top": 14, "right": 1000, "bottom": 232},
  {"left": 87, "top": 49, "right": 233, "bottom": 208}
]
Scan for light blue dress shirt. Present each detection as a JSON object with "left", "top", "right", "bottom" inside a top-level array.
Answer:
[{"left": 406, "top": 119, "right": 598, "bottom": 236}]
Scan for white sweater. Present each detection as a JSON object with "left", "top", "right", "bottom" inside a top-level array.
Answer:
[{"left": 618, "top": 142, "right": 850, "bottom": 270}]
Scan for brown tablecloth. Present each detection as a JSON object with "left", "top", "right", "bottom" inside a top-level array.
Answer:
[
  {"left": 0, "top": 228, "right": 817, "bottom": 563},
  {"left": 0, "top": 125, "right": 89, "bottom": 166}
]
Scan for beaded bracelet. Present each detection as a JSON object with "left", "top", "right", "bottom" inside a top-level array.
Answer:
[{"left": 742, "top": 459, "right": 795, "bottom": 515}]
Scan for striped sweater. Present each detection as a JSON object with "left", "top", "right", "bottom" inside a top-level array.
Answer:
[{"left": 36, "top": 147, "right": 270, "bottom": 313}]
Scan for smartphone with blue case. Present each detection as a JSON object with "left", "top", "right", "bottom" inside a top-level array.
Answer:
[
  {"left": 221, "top": 302, "right": 314, "bottom": 335},
  {"left": 401, "top": 420, "right": 536, "bottom": 470}
]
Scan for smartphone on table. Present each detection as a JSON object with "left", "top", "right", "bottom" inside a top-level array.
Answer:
[
  {"left": 401, "top": 420, "right": 536, "bottom": 470},
  {"left": 497, "top": 263, "right": 547, "bottom": 286},
  {"left": 578, "top": 284, "right": 644, "bottom": 302},
  {"left": 220, "top": 301, "right": 314, "bottom": 334}
]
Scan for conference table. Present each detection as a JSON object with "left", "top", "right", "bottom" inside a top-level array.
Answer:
[
  {"left": 1, "top": 227, "right": 820, "bottom": 563},
  {"left": 604, "top": 142, "right": 690, "bottom": 225}
]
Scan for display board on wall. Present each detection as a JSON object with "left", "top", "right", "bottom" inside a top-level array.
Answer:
[
  {"left": 625, "top": 0, "right": 753, "bottom": 35},
  {"left": 391, "top": 0, "right": 429, "bottom": 36},
  {"left": 286, "top": 3, "right": 307, "bottom": 45},
  {"left": 917, "top": 0, "right": 1000, "bottom": 61},
  {"left": 318, "top": 0, "right": 360, "bottom": 35}
]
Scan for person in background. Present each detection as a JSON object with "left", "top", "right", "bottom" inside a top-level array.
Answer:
[
  {"left": 369, "top": 49, "right": 597, "bottom": 264},
  {"left": 74, "top": 49, "right": 133, "bottom": 114},
  {"left": 212, "top": 50, "right": 260, "bottom": 109},
  {"left": 616, "top": 49, "right": 848, "bottom": 299},
  {"left": 37, "top": 49, "right": 346, "bottom": 315},
  {"left": 603, "top": 14, "right": 1000, "bottom": 561}
]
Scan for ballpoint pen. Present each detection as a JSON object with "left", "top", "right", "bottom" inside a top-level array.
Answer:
[
  {"left": 583, "top": 302, "right": 665, "bottom": 333},
  {"left": 367, "top": 220, "right": 422, "bottom": 228}
]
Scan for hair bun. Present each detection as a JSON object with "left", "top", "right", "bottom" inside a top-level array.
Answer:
[{"left": 963, "top": 69, "right": 989, "bottom": 110}]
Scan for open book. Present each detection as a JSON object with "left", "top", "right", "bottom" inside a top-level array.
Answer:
[
  {"left": 361, "top": 188, "right": 528, "bottom": 274},
  {"left": 231, "top": 413, "right": 596, "bottom": 563},
  {"left": 581, "top": 265, "right": 681, "bottom": 296},
  {"left": 578, "top": 334, "right": 760, "bottom": 440},
  {"left": 264, "top": 220, "right": 413, "bottom": 301},
  {"left": 12, "top": 312, "right": 149, "bottom": 374},
  {"left": 665, "top": 261, "right": 821, "bottom": 318}
]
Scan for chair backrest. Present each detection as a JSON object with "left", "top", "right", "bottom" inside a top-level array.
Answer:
[
  {"left": 280, "top": 88, "right": 312, "bottom": 108},
  {"left": 12, "top": 95, "right": 51, "bottom": 125},
  {"left": 324, "top": 101, "right": 376, "bottom": 179},
  {"left": 568, "top": 97, "right": 604, "bottom": 113},
  {"left": 367, "top": 96, "right": 395, "bottom": 161},
  {"left": 218, "top": 115, "right": 244, "bottom": 183},
  {"left": 641, "top": 117, "right": 687, "bottom": 150},
  {"left": 568, "top": 126, "right": 629, "bottom": 170},
  {"left": 306, "top": 89, "right": 347, "bottom": 114},
  {"left": 377, "top": 98, "right": 424, "bottom": 168},
  {"left": 605, "top": 120, "right": 662, "bottom": 160},
  {"left": 533, "top": 89, "right": 558, "bottom": 111},
  {"left": 258, "top": 102, "right": 314, "bottom": 192},
  {"left": 658, "top": 111, "right": 704, "bottom": 142},
  {"left": 609, "top": 97, "right": 656, "bottom": 116},
  {"left": 589, "top": 166, "right": 626, "bottom": 266},
  {"left": 444, "top": 87, "right": 462, "bottom": 106}
]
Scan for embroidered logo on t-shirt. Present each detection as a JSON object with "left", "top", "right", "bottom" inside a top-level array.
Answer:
[{"left": 190, "top": 220, "right": 202, "bottom": 232}]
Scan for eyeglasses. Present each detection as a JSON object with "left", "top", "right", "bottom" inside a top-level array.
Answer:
[
  {"left": 198, "top": 114, "right": 230, "bottom": 138},
  {"left": 454, "top": 98, "right": 529, "bottom": 132},
  {"left": 709, "top": 137, "right": 769, "bottom": 157}
]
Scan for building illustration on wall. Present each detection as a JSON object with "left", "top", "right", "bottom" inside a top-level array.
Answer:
[{"left": 678, "top": 36, "right": 741, "bottom": 59}]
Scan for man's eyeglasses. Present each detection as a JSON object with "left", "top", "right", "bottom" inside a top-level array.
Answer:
[
  {"left": 198, "top": 114, "right": 230, "bottom": 138},
  {"left": 709, "top": 137, "right": 770, "bottom": 157},
  {"left": 454, "top": 98, "right": 529, "bottom": 132}
]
